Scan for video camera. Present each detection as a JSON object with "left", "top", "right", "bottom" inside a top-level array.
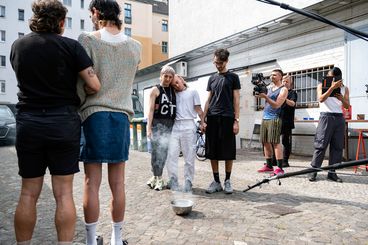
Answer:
[{"left": 251, "top": 73, "right": 268, "bottom": 95}]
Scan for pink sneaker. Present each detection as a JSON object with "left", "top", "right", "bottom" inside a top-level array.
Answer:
[
  {"left": 257, "top": 165, "right": 274, "bottom": 173},
  {"left": 273, "top": 168, "right": 285, "bottom": 175}
]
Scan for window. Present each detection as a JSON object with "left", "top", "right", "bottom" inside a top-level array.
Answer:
[
  {"left": 162, "top": 20, "right": 168, "bottom": 32},
  {"left": 18, "top": 32, "right": 24, "bottom": 38},
  {"left": 0, "top": 5, "right": 5, "bottom": 17},
  {"left": 81, "top": 0, "right": 84, "bottom": 9},
  {"left": 0, "top": 30, "right": 5, "bottom": 42},
  {"left": 254, "top": 65, "right": 334, "bottom": 110},
  {"left": 63, "top": 0, "right": 72, "bottom": 6},
  {"left": 161, "top": 41, "right": 168, "bottom": 54},
  {"left": 124, "top": 3, "right": 132, "bottom": 24},
  {"left": 0, "top": 55, "right": 5, "bottom": 67},
  {"left": 18, "top": 9, "right": 24, "bottom": 21},
  {"left": 290, "top": 65, "right": 334, "bottom": 108},
  {"left": 124, "top": 27, "right": 131, "bottom": 36},
  {"left": 0, "top": 80, "right": 5, "bottom": 94},
  {"left": 66, "top": 17, "right": 72, "bottom": 28},
  {"left": 80, "top": 19, "right": 85, "bottom": 30}
]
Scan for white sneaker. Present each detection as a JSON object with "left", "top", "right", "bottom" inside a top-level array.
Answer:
[
  {"left": 205, "top": 181, "right": 223, "bottom": 194},
  {"left": 224, "top": 179, "right": 233, "bottom": 194},
  {"left": 96, "top": 235, "right": 103, "bottom": 245},
  {"left": 183, "top": 179, "right": 192, "bottom": 193},
  {"left": 154, "top": 178, "right": 165, "bottom": 191},
  {"left": 146, "top": 176, "right": 157, "bottom": 189}
]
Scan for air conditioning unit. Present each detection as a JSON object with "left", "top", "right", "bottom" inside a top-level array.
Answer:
[{"left": 175, "top": 61, "right": 187, "bottom": 78}]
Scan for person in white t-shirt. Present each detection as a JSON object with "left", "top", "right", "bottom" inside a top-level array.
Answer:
[
  {"left": 166, "top": 75, "right": 204, "bottom": 192},
  {"left": 308, "top": 67, "right": 350, "bottom": 183}
]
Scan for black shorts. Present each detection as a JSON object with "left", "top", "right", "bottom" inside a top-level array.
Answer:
[
  {"left": 16, "top": 106, "right": 81, "bottom": 178},
  {"left": 205, "top": 116, "right": 236, "bottom": 160}
]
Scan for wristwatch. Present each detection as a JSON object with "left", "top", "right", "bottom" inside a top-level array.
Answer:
[{"left": 234, "top": 118, "right": 240, "bottom": 122}]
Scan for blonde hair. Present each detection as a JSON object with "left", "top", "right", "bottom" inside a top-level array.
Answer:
[
  {"left": 160, "top": 65, "right": 175, "bottom": 76},
  {"left": 283, "top": 74, "right": 294, "bottom": 88},
  {"left": 175, "top": 74, "right": 188, "bottom": 87}
]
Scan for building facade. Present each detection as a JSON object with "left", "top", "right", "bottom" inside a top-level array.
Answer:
[
  {"left": 0, "top": 0, "right": 93, "bottom": 104},
  {"left": 117, "top": 0, "right": 169, "bottom": 68},
  {"left": 134, "top": 0, "right": 368, "bottom": 158},
  {"left": 0, "top": 0, "right": 169, "bottom": 104},
  {"left": 168, "top": 0, "right": 321, "bottom": 57}
]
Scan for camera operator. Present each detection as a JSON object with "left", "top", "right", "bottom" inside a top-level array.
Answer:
[
  {"left": 257, "top": 69, "right": 288, "bottom": 175},
  {"left": 308, "top": 67, "right": 350, "bottom": 182}
]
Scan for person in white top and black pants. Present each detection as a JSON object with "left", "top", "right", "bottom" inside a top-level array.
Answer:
[{"left": 308, "top": 67, "right": 350, "bottom": 182}]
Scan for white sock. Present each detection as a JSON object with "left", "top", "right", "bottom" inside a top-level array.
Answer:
[
  {"left": 85, "top": 221, "right": 98, "bottom": 245},
  {"left": 17, "top": 241, "right": 31, "bottom": 245},
  {"left": 110, "top": 221, "right": 124, "bottom": 245}
]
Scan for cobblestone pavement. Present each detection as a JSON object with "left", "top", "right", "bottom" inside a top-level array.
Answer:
[{"left": 1, "top": 145, "right": 368, "bottom": 245}]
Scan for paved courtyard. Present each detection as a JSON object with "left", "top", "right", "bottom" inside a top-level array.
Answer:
[{"left": 1, "top": 145, "right": 368, "bottom": 244}]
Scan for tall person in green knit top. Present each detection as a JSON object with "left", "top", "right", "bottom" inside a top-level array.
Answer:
[{"left": 77, "top": 1, "right": 141, "bottom": 245}]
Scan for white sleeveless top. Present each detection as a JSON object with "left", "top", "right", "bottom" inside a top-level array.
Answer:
[
  {"left": 319, "top": 86, "right": 345, "bottom": 113},
  {"left": 100, "top": 28, "right": 128, "bottom": 43}
]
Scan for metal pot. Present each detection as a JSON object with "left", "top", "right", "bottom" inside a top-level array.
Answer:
[{"left": 171, "top": 199, "right": 194, "bottom": 215}]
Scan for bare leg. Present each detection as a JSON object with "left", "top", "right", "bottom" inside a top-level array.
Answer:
[
  {"left": 52, "top": 174, "right": 76, "bottom": 242},
  {"left": 263, "top": 142, "right": 273, "bottom": 158},
  {"left": 108, "top": 162, "right": 125, "bottom": 222},
  {"left": 210, "top": 160, "right": 219, "bottom": 173},
  {"left": 83, "top": 163, "right": 102, "bottom": 223},
  {"left": 14, "top": 177, "right": 43, "bottom": 242},
  {"left": 225, "top": 160, "right": 233, "bottom": 172},
  {"left": 273, "top": 143, "right": 283, "bottom": 160}
]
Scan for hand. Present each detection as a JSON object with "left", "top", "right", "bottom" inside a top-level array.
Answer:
[
  {"left": 84, "top": 84, "right": 96, "bottom": 95},
  {"left": 201, "top": 122, "right": 207, "bottom": 133},
  {"left": 233, "top": 121, "right": 239, "bottom": 135},
  {"left": 256, "top": 93, "right": 267, "bottom": 99},
  {"left": 147, "top": 128, "right": 152, "bottom": 139},
  {"left": 331, "top": 80, "right": 342, "bottom": 89}
]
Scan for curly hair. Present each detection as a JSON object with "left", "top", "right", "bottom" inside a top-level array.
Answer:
[
  {"left": 29, "top": 0, "right": 67, "bottom": 34},
  {"left": 89, "top": 0, "right": 122, "bottom": 30}
]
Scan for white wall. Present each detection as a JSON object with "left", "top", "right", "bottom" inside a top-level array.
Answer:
[{"left": 169, "top": 0, "right": 321, "bottom": 57}]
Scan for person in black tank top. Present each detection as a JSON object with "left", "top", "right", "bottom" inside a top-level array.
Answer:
[{"left": 146, "top": 65, "right": 176, "bottom": 191}]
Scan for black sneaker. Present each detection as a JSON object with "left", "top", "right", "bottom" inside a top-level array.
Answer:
[
  {"left": 123, "top": 239, "right": 128, "bottom": 245},
  {"left": 282, "top": 160, "right": 290, "bottom": 168},
  {"left": 327, "top": 173, "right": 342, "bottom": 183},
  {"left": 308, "top": 172, "right": 317, "bottom": 182}
]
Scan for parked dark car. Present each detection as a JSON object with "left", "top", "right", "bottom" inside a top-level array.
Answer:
[{"left": 0, "top": 105, "right": 16, "bottom": 145}]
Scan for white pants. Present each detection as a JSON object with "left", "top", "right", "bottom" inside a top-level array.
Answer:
[{"left": 166, "top": 119, "right": 197, "bottom": 182}]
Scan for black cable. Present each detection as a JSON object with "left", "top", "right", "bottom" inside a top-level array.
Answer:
[{"left": 256, "top": 0, "right": 368, "bottom": 41}]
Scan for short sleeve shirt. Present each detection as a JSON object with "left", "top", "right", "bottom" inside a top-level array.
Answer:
[
  {"left": 175, "top": 88, "right": 201, "bottom": 120},
  {"left": 206, "top": 71, "right": 241, "bottom": 117},
  {"left": 281, "top": 89, "right": 297, "bottom": 129},
  {"left": 10, "top": 32, "right": 93, "bottom": 109}
]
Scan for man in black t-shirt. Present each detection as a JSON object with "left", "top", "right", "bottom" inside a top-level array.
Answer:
[
  {"left": 202, "top": 48, "right": 241, "bottom": 194},
  {"left": 9, "top": 0, "right": 100, "bottom": 243},
  {"left": 280, "top": 75, "right": 297, "bottom": 167}
]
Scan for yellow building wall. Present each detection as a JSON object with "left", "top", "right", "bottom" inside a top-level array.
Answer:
[
  {"left": 152, "top": 43, "right": 168, "bottom": 65},
  {"left": 133, "top": 35, "right": 152, "bottom": 69},
  {"left": 117, "top": 0, "right": 168, "bottom": 69}
]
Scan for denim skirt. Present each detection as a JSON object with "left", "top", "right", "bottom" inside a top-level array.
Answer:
[{"left": 80, "top": 111, "right": 130, "bottom": 163}]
